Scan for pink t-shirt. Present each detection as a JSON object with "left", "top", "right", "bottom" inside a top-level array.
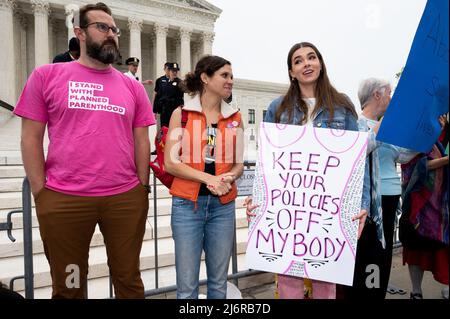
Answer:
[{"left": 14, "top": 61, "right": 156, "bottom": 196}]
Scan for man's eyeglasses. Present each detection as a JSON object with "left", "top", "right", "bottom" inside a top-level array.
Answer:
[{"left": 81, "top": 22, "right": 121, "bottom": 37}]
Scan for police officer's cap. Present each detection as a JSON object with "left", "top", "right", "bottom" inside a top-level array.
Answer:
[
  {"left": 167, "top": 62, "right": 180, "bottom": 71},
  {"left": 126, "top": 57, "right": 140, "bottom": 66}
]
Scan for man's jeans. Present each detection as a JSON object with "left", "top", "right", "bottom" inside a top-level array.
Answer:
[{"left": 171, "top": 195, "right": 236, "bottom": 299}]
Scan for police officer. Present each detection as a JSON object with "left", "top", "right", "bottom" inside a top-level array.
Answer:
[
  {"left": 53, "top": 37, "right": 80, "bottom": 63},
  {"left": 159, "top": 62, "right": 184, "bottom": 128},
  {"left": 124, "top": 57, "right": 153, "bottom": 85},
  {"left": 150, "top": 62, "right": 170, "bottom": 154},
  {"left": 152, "top": 62, "right": 171, "bottom": 118}
]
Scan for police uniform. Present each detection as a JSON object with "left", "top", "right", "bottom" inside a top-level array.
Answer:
[
  {"left": 159, "top": 63, "right": 184, "bottom": 127},
  {"left": 124, "top": 57, "right": 140, "bottom": 81},
  {"left": 52, "top": 37, "right": 80, "bottom": 63},
  {"left": 153, "top": 74, "right": 169, "bottom": 114}
]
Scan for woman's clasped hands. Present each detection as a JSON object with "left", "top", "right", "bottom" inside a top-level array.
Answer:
[{"left": 206, "top": 173, "right": 235, "bottom": 196}]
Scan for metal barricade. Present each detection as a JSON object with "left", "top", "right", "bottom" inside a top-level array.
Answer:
[
  {"left": 11, "top": 160, "right": 410, "bottom": 298},
  {"left": 1, "top": 177, "right": 34, "bottom": 298}
]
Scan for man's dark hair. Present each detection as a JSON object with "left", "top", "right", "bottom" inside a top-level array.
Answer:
[{"left": 73, "top": 2, "right": 112, "bottom": 28}]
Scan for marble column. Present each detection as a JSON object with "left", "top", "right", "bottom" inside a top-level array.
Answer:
[
  {"left": 202, "top": 31, "right": 214, "bottom": 56},
  {"left": 48, "top": 17, "right": 57, "bottom": 62},
  {"left": 128, "top": 17, "right": 143, "bottom": 81},
  {"left": 179, "top": 27, "right": 192, "bottom": 77},
  {"left": 154, "top": 23, "right": 168, "bottom": 80},
  {"left": 175, "top": 40, "right": 181, "bottom": 66},
  {"left": 14, "top": 7, "right": 28, "bottom": 101},
  {"left": 150, "top": 34, "right": 157, "bottom": 80},
  {"left": 65, "top": 4, "right": 78, "bottom": 41},
  {"left": 17, "top": 11, "right": 28, "bottom": 95},
  {"left": 191, "top": 42, "right": 201, "bottom": 69},
  {"left": 31, "top": 0, "right": 50, "bottom": 67},
  {"left": 19, "top": 15, "right": 29, "bottom": 89},
  {"left": 0, "top": 0, "right": 16, "bottom": 108}
]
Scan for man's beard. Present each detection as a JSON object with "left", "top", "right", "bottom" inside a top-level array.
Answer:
[{"left": 86, "top": 35, "right": 120, "bottom": 64}]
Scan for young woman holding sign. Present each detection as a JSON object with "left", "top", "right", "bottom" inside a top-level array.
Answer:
[{"left": 245, "top": 42, "right": 368, "bottom": 299}]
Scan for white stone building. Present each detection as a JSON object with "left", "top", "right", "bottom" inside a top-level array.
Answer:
[
  {"left": 0, "top": 0, "right": 288, "bottom": 157},
  {"left": 0, "top": 0, "right": 221, "bottom": 107}
]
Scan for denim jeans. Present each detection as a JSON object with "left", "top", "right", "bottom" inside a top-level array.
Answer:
[{"left": 171, "top": 195, "right": 236, "bottom": 299}]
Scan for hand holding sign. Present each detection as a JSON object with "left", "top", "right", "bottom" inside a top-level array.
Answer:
[{"left": 352, "top": 209, "right": 368, "bottom": 239}]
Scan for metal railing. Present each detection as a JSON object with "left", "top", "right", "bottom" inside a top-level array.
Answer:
[
  {"left": 2, "top": 160, "right": 404, "bottom": 298},
  {"left": 1, "top": 178, "right": 34, "bottom": 298},
  {"left": 2, "top": 162, "right": 260, "bottom": 299},
  {"left": 0, "top": 99, "right": 14, "bottom": 111}
]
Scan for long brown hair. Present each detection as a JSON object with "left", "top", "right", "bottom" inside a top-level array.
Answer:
[{"left": 275, "top": 42, "right": 356, "bottom": 124}]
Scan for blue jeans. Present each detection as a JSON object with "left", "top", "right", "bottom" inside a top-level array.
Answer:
[{"left": 171, "top": 195, "right": 236, "bottom": 299}]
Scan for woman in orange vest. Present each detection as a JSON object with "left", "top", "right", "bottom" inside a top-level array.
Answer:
[{"left": 165, "top": 55, "right": 244, "bottom": 299}]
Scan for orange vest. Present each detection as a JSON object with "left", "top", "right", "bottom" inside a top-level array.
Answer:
[{"left": 170, "top": 109, "right": 242, "bottom": 204}]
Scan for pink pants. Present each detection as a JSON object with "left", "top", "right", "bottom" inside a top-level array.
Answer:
[{"left": 278, "top": 274, "right": 336, "bottom": 299}]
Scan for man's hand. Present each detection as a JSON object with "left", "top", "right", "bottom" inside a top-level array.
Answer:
[
  {"left": 352, "top": 209, "right": 368, "bottom": 239},
  {"left": 142, "top": 79, "right": 153, "bottom": 86},
  {"left": 31, "top": 184, "right": 45, "bottom": 198}
]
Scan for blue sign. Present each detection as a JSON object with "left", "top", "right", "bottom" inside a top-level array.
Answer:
[{"left": 377, "top": 0, "right": 449, "bottom": 153}]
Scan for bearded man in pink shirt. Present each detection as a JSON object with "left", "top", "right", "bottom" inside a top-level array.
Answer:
[{"left": 13, "top": 2, "right": 155, "bottom": 299}]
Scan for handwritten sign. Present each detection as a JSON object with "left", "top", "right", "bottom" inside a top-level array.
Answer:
[
  {"left": 377, "top": 0, "right": 449, "bottom": 153},
  {"left": 246, "top": 123, "right": 368, "bottom": 286}
]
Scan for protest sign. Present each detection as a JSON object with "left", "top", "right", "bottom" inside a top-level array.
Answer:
[
  {"left": 246, "top": 123, "right": 368, "bottom": 286},
  {"left": 377, "top": 0, "right": 449, "bottom": 153}
]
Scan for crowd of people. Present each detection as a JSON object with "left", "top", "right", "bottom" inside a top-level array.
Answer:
[{"left": 7, "top": 1, "right": 448, "bottom": 300}]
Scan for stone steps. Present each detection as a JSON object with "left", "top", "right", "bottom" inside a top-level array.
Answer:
[
  {"left": 0, "top": 197, "right": 247, "bottom": 229},
  {"left": 0, "top": 177, "right": 29, "bottom": 192},
  {"left": 0, "top": 165, "right": 162, "bottom": 182},
  {"left": 0, "top": 166, "right": 25, "bottom": 178},
  {"left": 0, "top": 138, "right": 255, "bottom": 298},
  {"left": 15, "top": 254, "right": 276, "bottom": 299},
  {"left": 0, "top": 192, "right": 179, "bottom": 212},
  {"left": 0, "top": 152, "right": 22, "bottom": 166},
  {"left": 0, "top": 208, "right": 249, "bottom": 257},
  {"left": 1, "top": 226, "right": 250, "bottom": 294},
  {"left": 0, "top": 178, "right": 170, "bottom": 196}
]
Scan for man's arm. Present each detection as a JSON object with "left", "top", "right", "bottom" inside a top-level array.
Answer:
[
  {"left": 134, "top": 126, "right": 150, "bottom": 185},
  {"left": 20, "top": 118, "right": 46, "bottom": 197},
  {"left": 141, "top": 79, "right": 153, "bottom": 86}
]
